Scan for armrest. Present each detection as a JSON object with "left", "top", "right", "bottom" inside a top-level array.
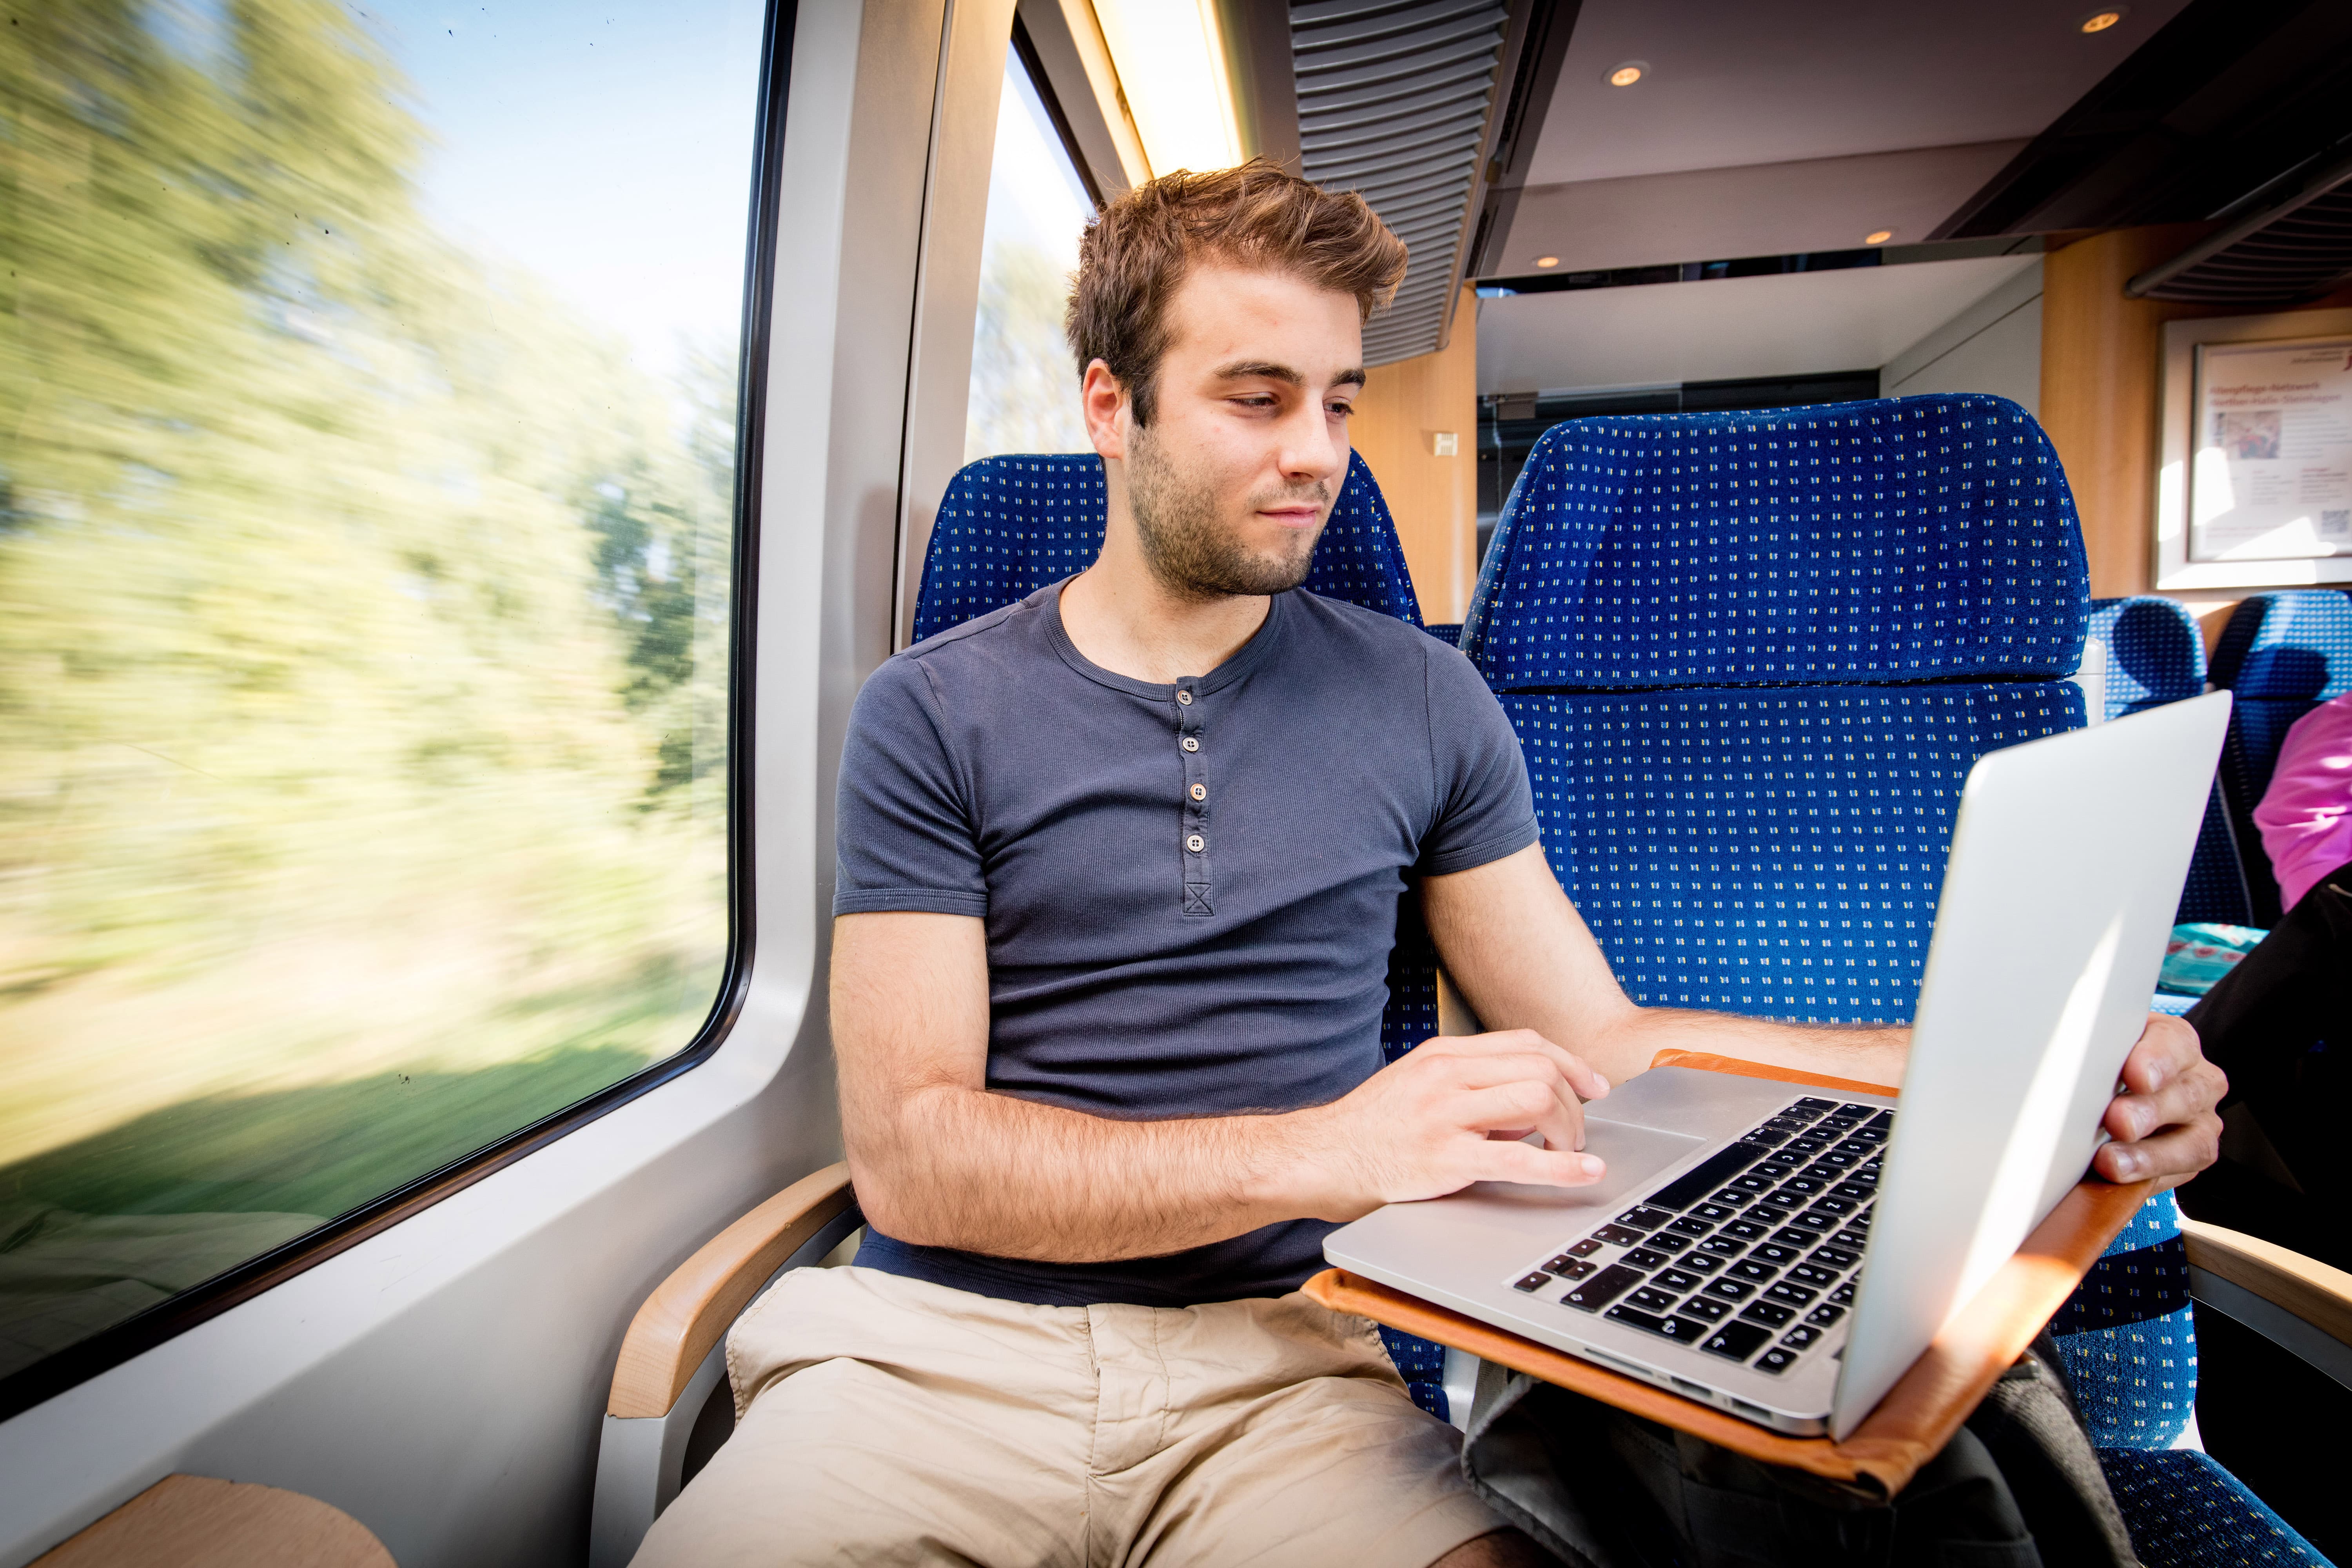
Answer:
[
  {"left": 2180, "top": 1216, "right": 2352, "bottom": 1388},
  {"left": 606, "top": 1163, "right": 857, "bottom": 1419}
]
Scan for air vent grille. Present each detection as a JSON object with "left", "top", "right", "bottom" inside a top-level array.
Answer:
[
  {"left": 2141, "top": 182, "right": 2352, "bottom": 305},
  {"left": 1291, "top": 0, "right": 1510, "bottom": 364}
]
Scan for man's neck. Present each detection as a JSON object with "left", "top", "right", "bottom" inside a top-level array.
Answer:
[{"left": 1057, "top": 530, "right": 1271, "bottom": 685}]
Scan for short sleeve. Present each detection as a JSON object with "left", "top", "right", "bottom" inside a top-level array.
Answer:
[
  {"left": 1418, "top": 642, "right": 1539, "bottom": 876},
  {"left": 833, "top": 656, "right": 990, "bottom": 917}
]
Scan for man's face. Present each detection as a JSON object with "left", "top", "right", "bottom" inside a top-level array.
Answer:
[{"left": 1117, "top": 263, "right": 1364, "bottom": 601}]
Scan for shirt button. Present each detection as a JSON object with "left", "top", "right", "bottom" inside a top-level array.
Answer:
[
  {"left": 1189, "top": 783, "right": 1206, "bottom": 801},
  {"left": 1181, "top": 736, "right": 1200, "bottom": 752},
  {"left": 1177, "top": 689, "right": 1193, "bottom": 705},
  {"left": 1186, "top": 834, "right": 1205, "bottom": 853}
]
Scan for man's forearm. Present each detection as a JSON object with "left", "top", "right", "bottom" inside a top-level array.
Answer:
[{"left": 848, "top": 1083, "right": 1330, "bottom": 1264}]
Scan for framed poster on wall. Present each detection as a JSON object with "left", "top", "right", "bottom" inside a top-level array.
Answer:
[{"left": 2156, "top": 307, "right": 2352, "bottom": 590}]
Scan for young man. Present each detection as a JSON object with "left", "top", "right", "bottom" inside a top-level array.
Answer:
[{"left": 639, "top": 163, "right": 2224, "bottom": 1567}]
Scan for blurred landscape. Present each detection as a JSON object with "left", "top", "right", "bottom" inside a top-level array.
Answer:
[{"left": 0, "top": 0, "right": 737, "bottom": 1378}]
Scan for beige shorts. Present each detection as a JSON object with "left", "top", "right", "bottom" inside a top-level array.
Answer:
[{"left": 631, "top": 1265, "right": 1505, "bottom": 1567}]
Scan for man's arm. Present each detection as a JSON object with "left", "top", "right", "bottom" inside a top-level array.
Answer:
[
  {"left": 832, "top": 910, "right": 1612, "bottom": 1262},
  {"left": 1424, "top": 844, "right": 2225, "bottom": 1188}
]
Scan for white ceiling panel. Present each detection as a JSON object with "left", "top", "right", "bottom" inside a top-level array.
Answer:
[
  {"left": 1529, "top": 0, "right": 2193, "bottom": 187},
  {"left": 1475, "top": 254, "right": 2039, "bottom": 394},
  {"left": 1499, "top": 141, "right": 2027, "bottom": 275}
]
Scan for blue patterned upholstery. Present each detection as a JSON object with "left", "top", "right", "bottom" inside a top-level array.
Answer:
[
  {"left": 1461, "top": 395, "right": 2087, "bottom": 689},
  {"left": 1421, "top": 622, "right": 1463, "bottom": 646},
  {"left": 2085, "top": 597, "right": 2251, "bottom": 926},
  {"left": 913, "top": 448, "right": 1454, "bottom": 1419},
  {"left": 2209, "top": 591, "right": 2352, "bottom": 924},
  {"left": 2100, "top": 1450, "right": 2331, "bottom": 1566},
  {"left": 1466, "top": 396, "right": 2307, "bottom": 1555},
  {"left": 912, "top": 450, "right": 1422, "bottom": 644}
]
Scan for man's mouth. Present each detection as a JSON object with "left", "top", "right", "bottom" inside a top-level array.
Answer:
[{"left": 1259, "top": 503, "right": 1323, "bottom": 529}]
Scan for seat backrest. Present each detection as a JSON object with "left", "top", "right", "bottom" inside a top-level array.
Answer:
[
  {"left": 2085, "top": 597, "right": 2249, "bottom": 924},
  {"left": 2207, "top": 589, "right": 2352, "bottom": 923},
  {"left": 1463, "top": 393, "right": 2195, "bottom": 1451},
  {"left": 1461, "top": 393, "right": 2087, "bottom": 1025},
  {"left": 911, "top": 450, "right": 1422, "bottom": 644}
]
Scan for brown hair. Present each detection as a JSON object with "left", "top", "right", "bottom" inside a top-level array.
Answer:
[{"left": 1066, "top": 160, "right": 1408, "bottom": 426}]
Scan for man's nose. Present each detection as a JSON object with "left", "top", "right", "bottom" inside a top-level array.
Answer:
[{"left": 1275, "top": 400, "right": 1347, "bottom": 487}]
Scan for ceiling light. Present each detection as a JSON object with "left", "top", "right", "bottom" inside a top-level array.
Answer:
[
  {"left": 1092, "top": 0, "right": 1244, "bottom": 177},
  {"left": 1607, "top": 62, "right": 1646, "bottom": 87},
  {"left": 1535, "top": 256, "right": 1560, "bottom": 269},
  {"left": 2079, "top": 8, "right": 2125, "bottom": 32},
  {"left": 1865, "top": 230, "right": 1893, "bottom": 245}
]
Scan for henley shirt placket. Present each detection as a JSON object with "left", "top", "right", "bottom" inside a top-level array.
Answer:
[{"left": 1177, "top": 679, "right": 1211, "bottom": 915}]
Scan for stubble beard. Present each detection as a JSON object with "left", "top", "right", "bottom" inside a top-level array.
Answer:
[{"left": 1126, "top": 423, "right": 1327, "bottom": 601}]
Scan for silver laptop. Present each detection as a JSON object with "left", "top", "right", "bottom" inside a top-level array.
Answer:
[{"left": 1325, "top": 691, "right": 2232, "bottom": 1440}]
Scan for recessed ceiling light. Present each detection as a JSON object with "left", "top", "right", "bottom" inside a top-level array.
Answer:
[
  {"left": 1534, "top": 256, "right": 1560, "bottom": 269},
  {"left": 1606, "top": 62, "right": 1646, "bottom": 87},
  {"left": 1865, "top": 230, "right": 1893, "bottom": 245},
  {"left": 2079, "top": 8, "right": 2125, "bottom": 33}
]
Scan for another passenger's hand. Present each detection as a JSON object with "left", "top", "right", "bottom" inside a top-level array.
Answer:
[
  {"left": 1292, "top": 1031, "right": 1610, "bottom": 1221},
  {"left": 2094, "top": 1012, "right": 2225, "bottom": 1190}
]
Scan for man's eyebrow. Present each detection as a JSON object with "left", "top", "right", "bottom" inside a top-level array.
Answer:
[{"left": 1210, "top": 360, "right": 1369, "bottom": 391}]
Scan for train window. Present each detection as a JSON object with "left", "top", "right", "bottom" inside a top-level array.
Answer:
[
  {"left": 0, "top": 0, "right": 764, "bottom": 1388},
  {"left": 964, "top": 42, "right": 1095, "bottom": 462}
]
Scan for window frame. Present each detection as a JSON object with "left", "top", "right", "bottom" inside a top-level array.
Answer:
[{"left": 0, "top": 0, "right": 797, "bottom": 1426}]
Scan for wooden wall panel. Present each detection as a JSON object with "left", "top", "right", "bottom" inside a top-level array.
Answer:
[
  {"left": 2040, "top": 227, "right": 2352, "bottom": 635},
  {"left": 1349, "top": 287, "right": 1480, "bottom": 622}
]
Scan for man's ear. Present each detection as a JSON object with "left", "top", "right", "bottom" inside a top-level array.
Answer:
[{"left": 1081, "top": 360, "right": 1129, "bottom": 461}]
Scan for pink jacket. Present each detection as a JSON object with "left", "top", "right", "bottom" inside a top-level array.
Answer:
[{"left": 2254, "top": 690, "right": 2352, "bottom": 913}]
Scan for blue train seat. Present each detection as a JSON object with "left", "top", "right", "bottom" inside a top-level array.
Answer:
[
  {"left": 911, "top": 449, "right": 1457, "bottom": 1418},
  {"left": 2085, "top": 596, "right": 2252, "bottom": 927},
  {"left": 1461, "top": 394, "right": 2311, "bottom": 1560},
  {"left": 2207, "top": 590, "right": 2352, "bottom": 926}
]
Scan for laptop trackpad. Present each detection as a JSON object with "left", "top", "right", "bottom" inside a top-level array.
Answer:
[{"left": 1461, "top": 1119, "right": 1707, "bottom": 1222}]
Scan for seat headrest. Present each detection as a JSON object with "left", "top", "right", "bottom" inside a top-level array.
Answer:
[
  {"left": 913, "top": 450, "right": 1420, "bottom": 643},
  {"left": 2087, "top": 596, "right": 2206, "bottom": 717},
  {"left": 1461, "top": 394, "right": 2088, "bottom": 690},
  {"left": 2209, "top": 590, "right": 2352, "bottom": 702}
]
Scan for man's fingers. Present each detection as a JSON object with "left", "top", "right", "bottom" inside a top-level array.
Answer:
[
  {"left": 2095, "top": 1111, "right": 2223, "bottom": 1190},
  {"left": 2118, "top": 1013, "right": 2201, "bottom": 1094},
  {"left": 1460, "top": 1082, "right": 1582, "bottom": 1153},
  {"left": 1424, "top": 1029, "right": 1611, "bottom": 1102},
  {"left": 1475, "top": 1137, "right": 1606, "bottom": 1188},
  {"left": 2105, "top": 1058, "right": 2227, "bottom": 1144},
  {"left": 1442, "top": 1052, "right": 1591, "bottom": 1151}
]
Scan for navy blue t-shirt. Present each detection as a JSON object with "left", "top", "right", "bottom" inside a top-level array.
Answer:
[{"left": 834, "top": 582, "right": 1538, "bottom": 1306}]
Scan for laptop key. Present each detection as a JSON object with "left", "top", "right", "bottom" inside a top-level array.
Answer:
[
  {"left": 1667, "top": 1216, "right": 1713, "bottom": 1238},
  {"left": 1783, "top": 1136, "right": 1829, "bottom": 1154},
  {"left": 1748, "top": 1204, "right": 1794, "bottom": 1226},
  {"left": 1675, "top": 1250, "right": 1722, "bottom": 1274},
  {"left": 1779, "top": 1176, "right": 1826, "bottom": 1198},
  {"left": 1553, "top": 1258, "right": 1597, "bottom": 1281},
  {"left": 1591, "top": 1223, "right": 1647, "bottom": 1247},
  {"left": 1753, "top": 1346, "right": 1800, "bottom": 1375},
  {"left": 1568, "top": 1238, "right": 1605, "bottom": 1258},
  {"left": 1680, "top": 1294, "right": 1730, "bottom": 1321},
  {"left": 1829, "top": 1282, "right": 1857, "bottom": 1304},
  {"left": 1764, "top": 1282, "right": 1817, "bottom": 1306},
  {"left": 1701, "top": 1321, "right": 1772, "bottom": 1361},
  {"left": 1728, "top": 1259, "right": 1779, "bottom": 1282},
  {"left": 1746, "top": 1129, "right": 1789, "bottom": 1147},
  {"left": 1627, "top": 1286, "right": 1679, "bottom": 1314},
  {"left": 1699, "top": 1236, "right": 1746, "bottom": 1257},
  {"left": 1791, "top": 1212, "right": 1838, "bottom": 1234},
  {"left": 1739, "top": 1300, "right": 1796, "bottom": 1328},
  {"left": 1616, "top": 1205, "right": 1674, "bottom": 1231},
  {"left": 1751, "top": 1242, "right": 1805, "bottom": 1266},
  {"left": 1769, "top": 1228, "right": 1819, "bottom": 1249},
  {"left": 1514, "top": 1273, "right": 1551, "bottom": 1292},
  {"left": 1780, "top": 1325, "right": 1823, "bottom": 1350},
  {"left": 1690, "top": 1201, "right": 1739, "bottom": 1224},
  {"left": 1729, "top": 1173, "right": 1774, "bottom": 1194},
  {"left": 1649, "top": 1142, "right": 1773, "bottom": 1210},
  {"left": 1710, "top": 1188, "right": 1755, "bottom": 1208},
  {"left": 1805, "top": 1304, "right": 1847, "bottom": 1327},
  {"left": 1829, "top": 1182, "right": 1875, "bottom": 1203},
  {"left": 1788, "top": 1263, "right": 1838, "bottom": 1288},
  {"left": 1654, "top": 1267, "right": 1704, "bottom": 1293},
  {"left": 1702, "top": 1277, "right": 1755, "bottom": 1301},
  {"left": 1831, "top": 1228, "right": 1872, "bottom": 1251},
  {"left": 1812, "top": 1196, "right": 1859, "bottom": 1217},
  {"left": 1724, "top": 1219, "right": 1769, "bottom": 1241},
  {"left": 1621, "top": 1247, "right": 1670, "bottom": 1271},
  {"left": 1605, "top": 1305, "right": 1712, "bottom": 1345},
  {"left": 1562, "top": 1265, "right": 1644, "bottom": 1311},
  {"left": 1642, "top": 1231, "right": 1691, "bottom": 1253},
  {"left": 1809, "top": 1246, "right": 1860, "bottom": 1270},
  {"left": 1792, "top": 1097, "right": 1837, "bottom": 1114}
]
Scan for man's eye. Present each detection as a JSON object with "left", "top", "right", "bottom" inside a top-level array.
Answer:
[{"left": 1328, "top": 403, "right": 1354, "bottom": 417}]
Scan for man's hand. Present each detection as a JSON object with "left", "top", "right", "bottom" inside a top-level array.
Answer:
[
  {"left": 1280, "top": 1029, "right": 1611, "bottom": 1223},
  {"left": 2094, "top": 1013, "right": 2225, "bottom": 1189}
]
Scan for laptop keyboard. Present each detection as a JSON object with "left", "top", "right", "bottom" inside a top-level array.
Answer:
[{"left": 1510, "top": 1098, "right": 1892, "bottom": 1377}]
